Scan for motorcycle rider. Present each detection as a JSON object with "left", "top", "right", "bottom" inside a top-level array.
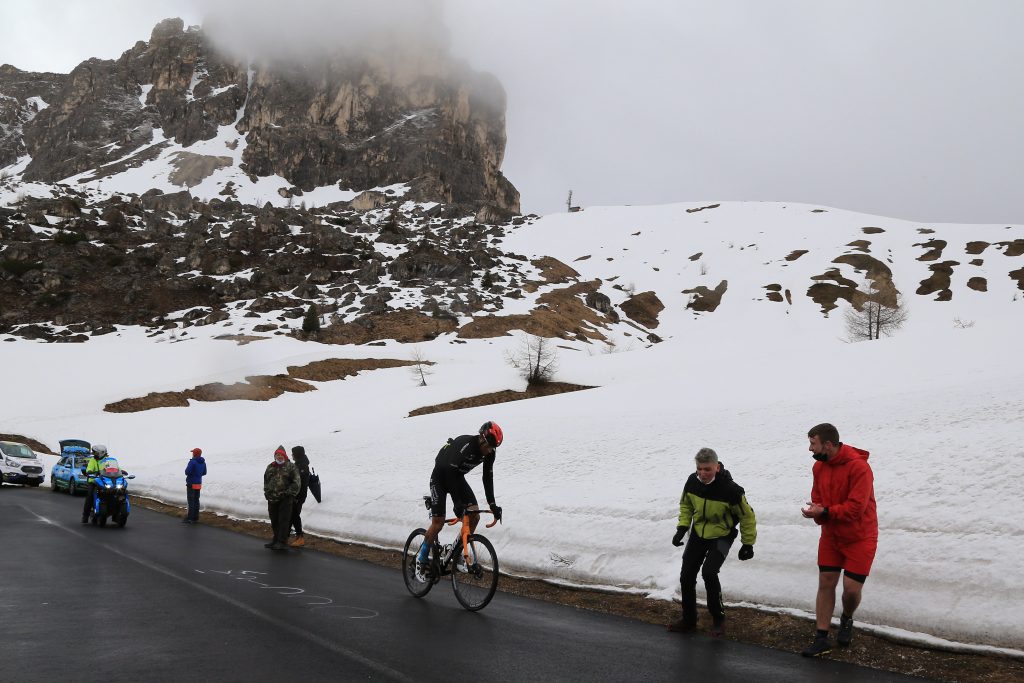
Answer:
[{"left": 81, "top": 444, "right": 107, "bottom": 523}]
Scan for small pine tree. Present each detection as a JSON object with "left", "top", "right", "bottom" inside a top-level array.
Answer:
[{"left": 302, "top": 303, "right": 321, "bottom": 336}]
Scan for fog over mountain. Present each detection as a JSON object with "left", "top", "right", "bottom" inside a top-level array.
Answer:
[{"left": 1, "top": 1, "right": 1022, "bottom": 222}]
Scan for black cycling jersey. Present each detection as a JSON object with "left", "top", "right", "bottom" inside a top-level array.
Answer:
[{"left": 433, "top": 434, "right": 495, "bottom": 506}]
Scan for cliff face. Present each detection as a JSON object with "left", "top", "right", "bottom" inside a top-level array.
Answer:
[
  {"left": 9, "top": 18, "right": 519, "bottom": 214},
  {"left": 0, "top": 65, "right": 67, "bottom": 169}
]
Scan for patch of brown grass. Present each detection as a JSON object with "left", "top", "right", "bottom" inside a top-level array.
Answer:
[
  {"left": 915, "top": 239, "right": 948, "bottom": 262},
  {"left": 104, "top": 358, "right": 417, "bottom": 413},
  {"left": 0, "top": 434, "right": 54, "bottom": 454},
  {"left": 917, "top": 261, "right": 960, "bottom": 301},
  {"left": 459, "top": 281, "right": 612, "bottom": 342},
  {"left": 317, "top": 310, "right": 457, "bottom": 345},
  {"left": 408, "top": 382, "right": 595, "bottom": 417}
]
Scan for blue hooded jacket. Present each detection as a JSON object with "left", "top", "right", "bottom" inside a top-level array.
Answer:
[{"left": 185, "top": 456, "right": 207, "bottom": 485}]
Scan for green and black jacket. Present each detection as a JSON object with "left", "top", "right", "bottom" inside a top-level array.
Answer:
[{"left": 677, "top": 466, "right": 757, "bottom": 545}]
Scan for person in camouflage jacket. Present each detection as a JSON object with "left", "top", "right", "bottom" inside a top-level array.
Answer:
[{"left": 263, "top": 445, "right": 300, "bottom": 550}]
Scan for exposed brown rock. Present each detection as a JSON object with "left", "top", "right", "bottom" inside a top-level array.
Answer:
[
  {"left": 784, "top": 250, "right": 808, "bottom": 262},
  {"left": 965, "top": 241, "right": 990, "bottom": 255},
  {"left": 12, "top": 17, "right": 519, "bottom": 214},
  {"left": 619, "top": 291, "right": 664, "bottom": 327},
  {"left": 862, "top": 227, "right": 885, "bottom": 234},
  {"left": 168, "top": 152, "right": 233, "bottom": 187},
  {"left": 915, "top": 239, "right": 947, "bottom": 262},
  {"left": 999, "top": 239, "right": 1024, "bottom": 257},
  {"left": 1009, "top": 267, "right": 1024, "bottom": 291},
  {"left": 917, "top": 261, "right": 960, "bottom": 301},
  {"left": 685, "top": 203, "right": 720, "bottom": 213},
  {"left": 966, "top": 277, "right": 987, "bottom": 292},
  {"left": 683, "top": 280, "right": 728, "bottom": 313}
]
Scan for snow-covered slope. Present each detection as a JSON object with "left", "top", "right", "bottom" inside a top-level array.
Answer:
[{"left": 2, "top": 200, "right": 1022, "bottom": 652}]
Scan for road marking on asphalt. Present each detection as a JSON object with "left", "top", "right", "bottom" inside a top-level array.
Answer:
[
  {"left": 196, "top": 568, "right": 379, "bottom": 617},
  {"left": 24, "top": 506, "right": 413, "bottom": 682}
]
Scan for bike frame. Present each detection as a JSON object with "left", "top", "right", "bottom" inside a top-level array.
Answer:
[{"left": 445, "top": 509, "right": 498, "bottom": 567}]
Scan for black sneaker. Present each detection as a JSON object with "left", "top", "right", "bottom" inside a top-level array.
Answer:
[
  {"left": 667, "top": 618, "right": 697, "bottom": 633},
  {"left": 710, "top": 617, "right": 726, "bottom": 637},
  {"left": 837, "top": 615, "right": 854, "bottom": 646},
  {"left": 269, "top": 542, "right": 288, "bottom": 551},
  {"left": 801, "top": 634, "right": 833, "bottom": 657},
  {"left": 264, "top": 541, "right": 276, "bottom": 548}
]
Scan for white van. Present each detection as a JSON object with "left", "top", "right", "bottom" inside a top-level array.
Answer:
[{"left": 0, "top": 441, "right": 45, "bottom": 487}]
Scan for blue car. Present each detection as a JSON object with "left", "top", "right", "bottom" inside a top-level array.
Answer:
[{"left": 50, "top": 439, "right": 92, "bottom": 496}]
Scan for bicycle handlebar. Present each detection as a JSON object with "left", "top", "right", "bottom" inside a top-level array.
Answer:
[{"left": 445, "top": 510, "right": 500, "bottom": 529}]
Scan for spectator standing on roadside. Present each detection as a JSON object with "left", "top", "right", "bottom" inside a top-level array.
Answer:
[
  {"left": 183, "top": 447, "right": 206, "bottom": 524},
  {"left": 668, "top": 447, "right": 757, "bottom": 637},
  {"left": 288, "top": 445, "right": 311, "bottom": 547},
  {"left": 800, "top": 423, "right": 878, "bottom": 657},
  {"left": 263, "top": 445, "right": 300, "bottom": 551}
]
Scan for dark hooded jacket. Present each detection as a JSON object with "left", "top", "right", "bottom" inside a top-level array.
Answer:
[{"left": 292, "top": 446, "right": 310, "bottom": 504}]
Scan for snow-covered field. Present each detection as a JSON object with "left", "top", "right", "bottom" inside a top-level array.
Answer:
[{"left": 2, "top": 201, "right": 1022, "bottom": 654}]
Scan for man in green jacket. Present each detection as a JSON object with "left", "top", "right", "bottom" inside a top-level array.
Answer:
[
  {"left": 263, "top": 445, "right": 300, "bottom": 551},
  {"left": 81, "top": 444, "right": 107, "bottom": 523},
  {"left": 668, "top": 447, "right": 757, "bottom": 636}
]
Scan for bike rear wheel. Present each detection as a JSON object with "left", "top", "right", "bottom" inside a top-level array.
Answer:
[
  {"left": 402, "top": 528, "right": 435, "bottom": 598},
  {"left": 451, "top": 534, "right": 499, "bottom": 611}
]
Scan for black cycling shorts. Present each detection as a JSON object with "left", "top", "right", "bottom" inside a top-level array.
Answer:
[{"left": 428, "top": 465, "right": 477, "bottom": 518}]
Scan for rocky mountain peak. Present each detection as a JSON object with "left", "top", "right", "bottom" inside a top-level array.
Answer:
[{"left": 4, "top": 16, "right": 519, "bottom": 215}]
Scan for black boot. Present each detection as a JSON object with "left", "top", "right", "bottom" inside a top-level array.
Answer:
[
  {"left": 837, "top": 614, "right": 854, "bottom": 646},
  {"left": 801, "top": 631, "right": 833, "bottom": 657}
]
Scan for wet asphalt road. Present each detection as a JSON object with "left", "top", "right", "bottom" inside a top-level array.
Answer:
[{"left": 0, "top": 486, "right": 925, "bottom": 682}]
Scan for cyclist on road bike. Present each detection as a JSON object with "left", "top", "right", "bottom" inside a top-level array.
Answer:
[{"left": 416, "top": 421, "right": 504, "bottom": 581}]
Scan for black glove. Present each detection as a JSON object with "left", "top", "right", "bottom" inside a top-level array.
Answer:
[
  {"left": 738, "top": 544, "right": 754, "bottom": 561},
  {"left": 672, "top": 526, "right": 688, "bottom": 547},
  {"left": 490, "top": 504, "right": 502, "bottom": 523}
]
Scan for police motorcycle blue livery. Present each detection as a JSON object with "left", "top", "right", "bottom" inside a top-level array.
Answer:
[{"left": 83, "top": 457, "right": 135, "bottom": 527}]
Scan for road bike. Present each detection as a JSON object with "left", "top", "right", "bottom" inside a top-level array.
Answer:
[{"left": 402, "top": 496, "right": 500, "bottom": 611}]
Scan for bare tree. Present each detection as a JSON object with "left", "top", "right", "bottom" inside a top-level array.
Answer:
[
  {"left": 409, "top": 346, "right": 434, "bottom": 386},
  {"left": 505, "top": 334, "right": 559, "bottom": 384},
  {"left": 844, "top": 294, "right": 909, "bottom": 341}
]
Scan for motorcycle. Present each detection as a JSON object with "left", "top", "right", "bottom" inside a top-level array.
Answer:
[{"left": 82, "top": 459, "right": 135, "bottom": 527}]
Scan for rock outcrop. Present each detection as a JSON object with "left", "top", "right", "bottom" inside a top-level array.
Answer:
[{"left": 4, "top": 17, "right": 519, "bottom": 214}]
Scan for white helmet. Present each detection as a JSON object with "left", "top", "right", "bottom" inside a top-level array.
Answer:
[{"left": 91, "top": 444, "right": 108, "bottom": 457}]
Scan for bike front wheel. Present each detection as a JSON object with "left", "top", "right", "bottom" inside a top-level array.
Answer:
[
  {"left": 402, "top": 528, "right": 434, "bottom": 598},
  {"left": 451, "top": 534, "right": 499, "bottom": 611}
]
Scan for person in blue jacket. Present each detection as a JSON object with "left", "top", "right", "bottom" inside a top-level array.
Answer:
[{"left": 184, "top": 447, "right": 207, "bottom": 524}]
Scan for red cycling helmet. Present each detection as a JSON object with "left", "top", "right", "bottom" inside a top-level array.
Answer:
[{"left": 479, "top": 421, "right": 503, "bottom": 448}]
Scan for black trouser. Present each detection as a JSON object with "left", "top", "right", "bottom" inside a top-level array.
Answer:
[
  {"left": 290, "top": 492, "right": 306, "bottom": 535},
  {"left": 186, "top": 486, "right": 201, "bottom": 521},
  {"left": 82, "top": 482, "right": 96, "bottom": 520},
  {"left": 679, "top": 534, "right": 733, "bottom": 624},
  {"left": 268, "top": 496, "right": 294, "bottom": 543}
]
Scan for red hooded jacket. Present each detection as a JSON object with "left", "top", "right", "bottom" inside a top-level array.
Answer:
[{"left": 811, "top": 443, "right": 878, "bottom": 543}]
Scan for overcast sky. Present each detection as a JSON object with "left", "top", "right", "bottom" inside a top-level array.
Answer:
[{"left": 1, "top": 1, "right": 1021, "bottom": 223}]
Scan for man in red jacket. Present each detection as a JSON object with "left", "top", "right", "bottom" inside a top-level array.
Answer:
[{"left": 799, "top": 423, "right": 877, "bottom": 657}]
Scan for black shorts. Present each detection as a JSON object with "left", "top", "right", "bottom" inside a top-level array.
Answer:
[{"left": 428, "top": 465, "right": 477, "bottom": 518}]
